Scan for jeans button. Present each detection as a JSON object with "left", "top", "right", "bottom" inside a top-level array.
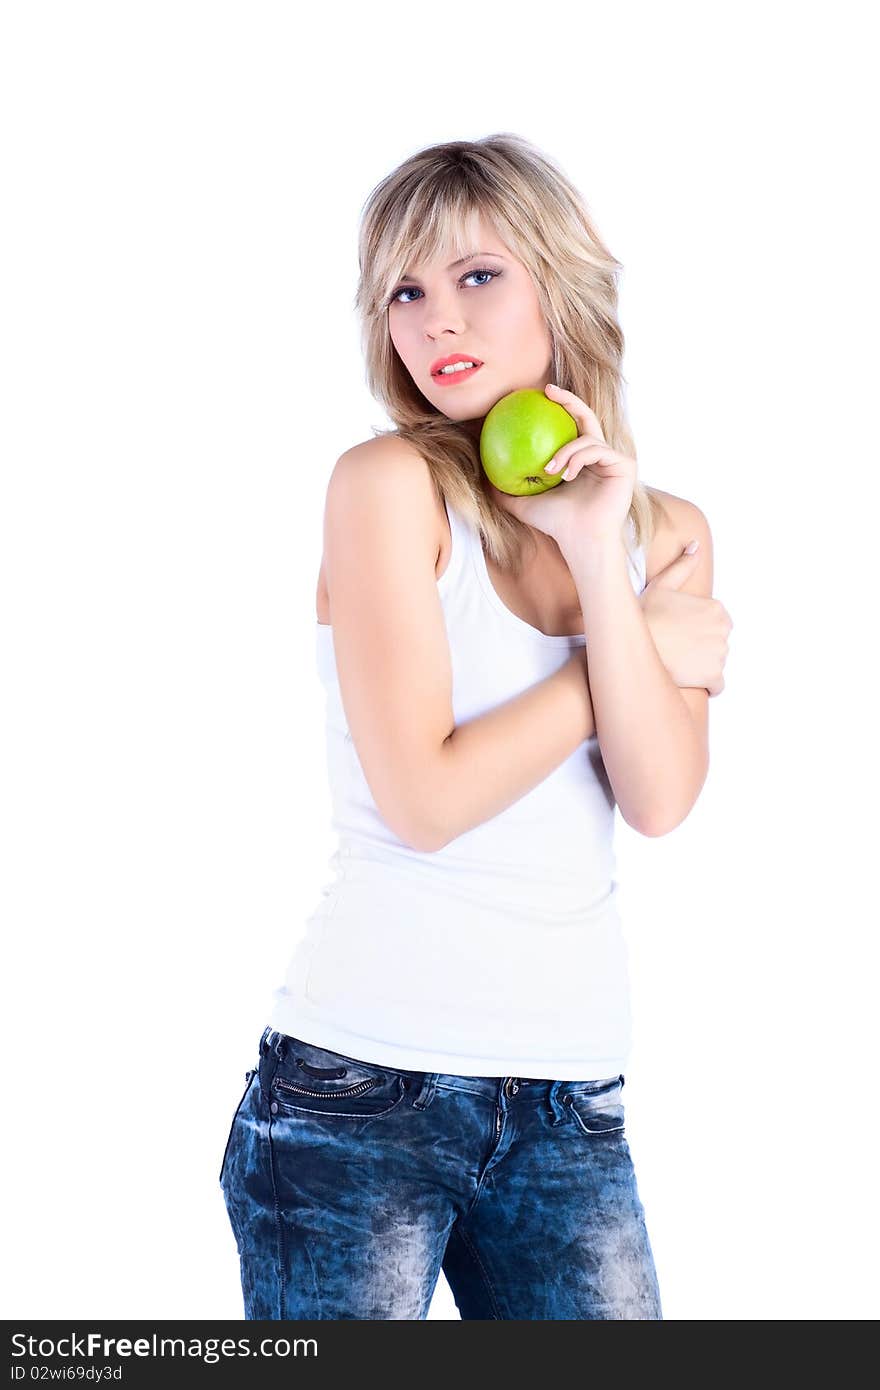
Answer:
[{"left": 270, "top": 1101, "right": 279, "bottom": 1115}]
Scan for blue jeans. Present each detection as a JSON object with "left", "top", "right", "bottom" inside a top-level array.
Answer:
[{"left": 219, "top": 1027, "right": 662, "bottom": 1320}]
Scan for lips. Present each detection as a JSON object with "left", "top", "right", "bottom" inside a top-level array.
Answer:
[
  {"left": 431, "top": 362, "right": 484, "bottom": 386},
  {"left": 430, "top": 352, "right": 484, "bottom": 377}
]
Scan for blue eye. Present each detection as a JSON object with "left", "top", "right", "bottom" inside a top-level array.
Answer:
[{"left": 388, "top": 268, "right": 501, "bottom": 306}]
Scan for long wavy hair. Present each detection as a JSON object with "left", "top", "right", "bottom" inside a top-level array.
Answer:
[{"left": 353, "top": 133, "right": 665, "bottom": 576}]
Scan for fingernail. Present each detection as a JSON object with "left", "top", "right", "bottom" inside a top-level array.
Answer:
[
  {"left": 685, "top": 539, "right": 700, "bottom": 554},
  {"left": 545, "top": 459, "right": 561, "bottom": 472}
]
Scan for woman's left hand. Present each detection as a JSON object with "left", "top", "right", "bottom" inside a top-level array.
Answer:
[{"left": 489, "top": 383, "right": 637, "bottom": 554}]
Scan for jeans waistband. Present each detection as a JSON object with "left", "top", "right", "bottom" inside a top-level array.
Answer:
[{"left": 257, "top": 1027, "right": 623, "bottom": 1117}]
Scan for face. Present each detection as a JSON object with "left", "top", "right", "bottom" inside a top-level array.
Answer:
[{"left": 386, "top": 214, "right": 553, "bottom": 440}]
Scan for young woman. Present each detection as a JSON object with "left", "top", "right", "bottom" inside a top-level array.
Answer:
[{"left": 218, "top": 134, "right": 732, "bottom": 1321}]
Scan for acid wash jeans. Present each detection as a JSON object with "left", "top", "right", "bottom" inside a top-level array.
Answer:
[{"left": 218, "top": 1027, "right": 663, "bottom": 1321}]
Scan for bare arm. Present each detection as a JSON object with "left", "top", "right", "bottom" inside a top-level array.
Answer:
[
  {"left": 426, "top": 650, "right": 594, "bottom": 850},
  {"left": 324, "top": 438, "right": 596, "bottom": 854},
  {"left": 562, "top": 503, "right": 714, "bottom": 837}
]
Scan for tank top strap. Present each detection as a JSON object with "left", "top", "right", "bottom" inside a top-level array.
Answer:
[
  {"left": 436, "top": 493, "right": 476, "bottom": 599},
  {"left": 438, "top": 493, "right": 646, "bottom": 598},
  {"left": 624, "top": 513, "right": 647, "bottom": 592}
]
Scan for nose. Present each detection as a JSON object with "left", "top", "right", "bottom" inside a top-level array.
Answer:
[{"left": 422, "top": 290, "right": 468, "bottom": 341}]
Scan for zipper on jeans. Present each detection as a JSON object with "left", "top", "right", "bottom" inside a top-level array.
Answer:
[
  {"left": 272, "top": 1074, "right": 380, "bottom": 1100},
  {"left": 494, "top": 1078, "right": 521, "bottom": 1138}
]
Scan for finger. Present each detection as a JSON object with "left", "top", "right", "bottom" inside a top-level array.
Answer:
[
  {"left": 544, "top": 434, "right": 606, "bottom": 473},
  {"left": 651, "top": 548, "right": 703, "bottom": 585},
  {"left": 545, "top": 439, "right": 623, "bottom": 473},
  {"left": 552, "top": 443, "right": 627, "bottom": 480},
  {"left": 545, "top": 384, "right": 605, "bottom": 440},
  {"left": 545, "top": 383, "right": 606, "bottom": 443},
  {"left": 562, "top": 455, "right": 616, "bottom": 480}
]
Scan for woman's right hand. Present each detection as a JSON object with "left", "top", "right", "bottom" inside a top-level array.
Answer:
[{"left": 638, "top": 546, "right": 734, "bottom": 697}]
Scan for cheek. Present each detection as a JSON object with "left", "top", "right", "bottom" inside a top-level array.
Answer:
[
  {"left": 495, "top": 292, "right": 548, "bottom": 341},
  {"left": 388, "top": 319, "right": 411, "bottom": 361},
  {"left": 523, "top": 297, "right": 552, "bottom": 339}
]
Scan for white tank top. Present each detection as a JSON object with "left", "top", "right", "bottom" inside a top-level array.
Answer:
[{"left": 268, "top": 498, "right": 648, "bottom": 1079}]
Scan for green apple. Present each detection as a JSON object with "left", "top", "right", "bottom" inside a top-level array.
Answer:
[{"left": 479, "top": 388, "right": 578, "bottom": 495}]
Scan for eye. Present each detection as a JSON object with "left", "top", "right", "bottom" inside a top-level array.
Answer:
[{"left": 387, "top": 268, "right": 501, "bottom": 306}]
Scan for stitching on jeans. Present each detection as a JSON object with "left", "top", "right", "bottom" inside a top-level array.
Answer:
[
  {"left": 218, "top": 1070, "right": 257, "bottom": 1186},
  {"left": 565, "top": 1095, "right": 626, "bottom": 1138},
  {"left": 266, "top": 1100, "right": 288, "bottom": 1319},
  {"left": 272, "top": 1084, "right": 407, "bottom": 1121},
  {"left": 432, "top": 1082, "right": 514, "bottom": 1101},
  {"left": 456, "top": 1224, "right": 503, "bottom": 1320}
]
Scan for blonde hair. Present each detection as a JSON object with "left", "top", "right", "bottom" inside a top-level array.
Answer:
[{"left": 353, "top": 133, "right": 666, "bottom": 576}]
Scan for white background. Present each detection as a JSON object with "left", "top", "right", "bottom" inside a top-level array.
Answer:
[{"left": 2, "top": 0, "right": 877, "bottom": 1321}]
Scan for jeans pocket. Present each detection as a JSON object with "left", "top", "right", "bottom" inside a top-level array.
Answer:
[
  {"left": 218, "top": 1068, "right": 257, "bottom": 1185},
  {"left": 562, "top": 1073, "right": 626, "bottom": 1137},
  {"left": 268, "top": 1037, "right": 407, "bottom": 1122}
]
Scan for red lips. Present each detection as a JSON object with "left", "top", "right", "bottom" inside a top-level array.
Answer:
[{"left": 430, "top": 352, "right": 484, "bottom": 376}]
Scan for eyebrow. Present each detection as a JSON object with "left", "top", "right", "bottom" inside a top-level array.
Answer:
[{"left": 398, "top": 251, "right": 506, "bottom": 279}]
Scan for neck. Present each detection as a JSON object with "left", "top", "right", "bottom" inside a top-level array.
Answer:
[{"left": 460, "top": 417, "right": 484, "bottom": 447}]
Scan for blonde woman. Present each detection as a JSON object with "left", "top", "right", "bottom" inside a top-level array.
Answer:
[{"left": 219, "top": 134, "right": 732, "bottom": 1320}]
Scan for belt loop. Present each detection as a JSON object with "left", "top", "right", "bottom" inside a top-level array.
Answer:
[
  {"left": 258, "top": 1029, "right": 285, "bottom": 1113},
  {"left": 548, "top": 1080, "right": 567, "bottom": 1125},
  {"left": 261, "top": 1028, "right": 285, "bottom": 1060},
  {"left": 410, "top": 1072, "right": 439, "bottom": 1111}
]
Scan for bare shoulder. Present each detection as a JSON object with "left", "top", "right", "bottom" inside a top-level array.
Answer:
[
  {"left": 643, "top": 486, "right": 714, "bottom": 591},
  {"left": 320, "top": 432, "right": 457, "bottom": 851},
  {"left": 337, "top": 432, "right": 435, "bottom": 483},
  {"left": 318, "top": 436, "right": 445, "bottom": 623},
  {"left": 340, "top": 432, "right": 426, "bottom": 465},
  {"left": 331, "top": 435, "right": 445, "bottom": 540}
]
